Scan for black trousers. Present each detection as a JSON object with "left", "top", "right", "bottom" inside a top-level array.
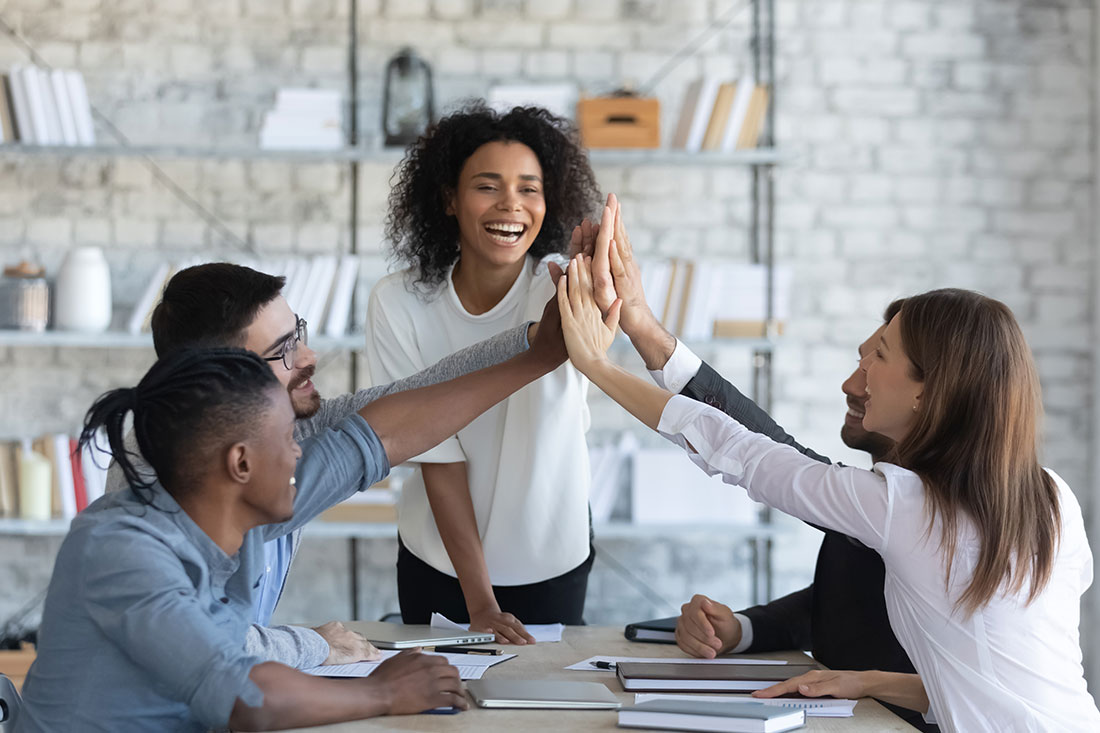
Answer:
[{"left": 397, "top": 536, "right": 595, "bottom": 625}]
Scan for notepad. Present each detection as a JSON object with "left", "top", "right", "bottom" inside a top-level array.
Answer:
[
  {"left": 617, "top": 662, "right": 817, "bottom": 692},
  {"left": 619, "top": 699, "right": 805, "bottom": 732},
  {"left": 635, "top": 693, "right": 857, "bottom": 718},
  {"left": 302, "top": 649, "right": 515, "bottom": 680}
]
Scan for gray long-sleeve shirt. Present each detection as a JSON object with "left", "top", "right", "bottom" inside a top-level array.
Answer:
[{"left": 102, "top": 323, "right": 530, "bottom": 669}]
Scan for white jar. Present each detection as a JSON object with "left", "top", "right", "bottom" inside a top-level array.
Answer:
[{"left": 54, "top": 246, "right": 112, "bottom": 332}]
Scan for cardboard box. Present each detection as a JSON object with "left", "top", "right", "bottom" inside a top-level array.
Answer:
[{"left": 577, "top": 96, "right": 660, "bottom": 148}]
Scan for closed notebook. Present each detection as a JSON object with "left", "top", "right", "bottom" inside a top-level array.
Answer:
[
  {"left": 467, "top": 679, "right": 621, "bottom": 709},
  {"left": 624, "top": 616, "right": 678, "bottom": 644},
  {"left": 619, "top": 699, "right": 805, "bottom": 732},
  {"left": 617, "top": 662, "right": 816, "bottom": 692}
]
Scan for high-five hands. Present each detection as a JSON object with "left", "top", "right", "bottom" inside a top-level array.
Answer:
[{"left": 556, "top": 254, "right": 621, "bottom": 376}]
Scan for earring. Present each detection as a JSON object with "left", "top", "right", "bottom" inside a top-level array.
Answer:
[{"left": 912, "top": 405, "right": 918, "bottom": 412}]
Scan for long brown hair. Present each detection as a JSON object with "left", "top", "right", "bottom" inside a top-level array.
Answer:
[{"left": 891, "top": 288, "right": 1060, "bottom": 614}]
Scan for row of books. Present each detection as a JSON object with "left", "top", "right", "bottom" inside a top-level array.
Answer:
[
  {"left": 670, "top": 74, "right": 769, "bottom": 152},
  {"left": 0, "top": 436, "right": 109, "bottom": 520},
  {"left": 640, "top": 260, "right": 790, "bottom": 342},
  {"left": 0, "top": 65, "right": 96, "bottom": 146},
  {"left": 129, "top": 255, "right": 361, "bottom": 338}
]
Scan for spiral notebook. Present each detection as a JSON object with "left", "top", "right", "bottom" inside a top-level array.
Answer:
[{"left": 634, "top": 693, "right": 857, "bottom": 718}]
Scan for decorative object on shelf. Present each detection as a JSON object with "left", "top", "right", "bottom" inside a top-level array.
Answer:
[
  {"left": 259, "top": 87, "right": 344, "bottom": 150},
  {"left": 53, "top": 246, "right": 112, "bottom": 333},
  {"left": 382, "top": 47, "right": 434, "bottom": 147},
  {"left": 0, "top": 261, "right": 49, "bottom": 332},
  {"left": 577, "top": 92, "right": 660, "bottom": 149},
  {"left": 16, "top": 441, "right": 51, "bottom": 522}
]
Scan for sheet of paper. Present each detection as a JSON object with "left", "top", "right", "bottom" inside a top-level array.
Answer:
[
  {"left": 565, "top": 655, "right": 790, "bottom": 671},
  {"left": 303, "top": 648, "right": 516, "bottom": 680},
  {"left": 431, "top": 611, "right": 565, "bottom": 643},
  {"left": 634, "top": 693, "right": 857, "bottom": 718}
]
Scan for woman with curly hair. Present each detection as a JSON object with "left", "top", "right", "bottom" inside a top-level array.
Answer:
[{"left": 367, "top": 103, "right": 602, "bottom": 642}]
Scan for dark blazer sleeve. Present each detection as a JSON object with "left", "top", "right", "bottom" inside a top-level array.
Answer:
[
  {"left": 680, "top": 361, "right": 832, "bottom": 465},
  {"left": 738, "top": 585, "right": 814, "bottom": 653},
  {"left": 679, "top": 360, "right": 826, "bottom": 653}
]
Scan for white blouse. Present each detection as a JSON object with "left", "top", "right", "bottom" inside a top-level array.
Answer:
[
  {"left": 657, "top": 394, "right": 1099, "bottom": 733},
  {"left": 366, "top": 257, "right": 591, "bottom": 585}
]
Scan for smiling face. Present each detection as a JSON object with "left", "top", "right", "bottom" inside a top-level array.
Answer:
[
  {"left": 840, "top": 324, "right": 896, "bottom": 461},
  {"left": 446, "top": 140, "right": 547, "bottom": 272},
  {"left": 240, "top": 385, "right": 302, "bottom": 524},
  {"left": 243, "top": 295, "right": 320, "bottom": 419},
  {"left": 860, "top": 314, "right": 924, "bottom": 443}
]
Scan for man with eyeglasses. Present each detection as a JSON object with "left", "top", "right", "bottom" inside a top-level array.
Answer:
[{"left": 106, "top": 262, "right": 547, "bottom": 670}]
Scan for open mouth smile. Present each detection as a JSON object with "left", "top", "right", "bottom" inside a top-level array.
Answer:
[{"left": 483, "top": 221, "right": 528, "bottom": 244}]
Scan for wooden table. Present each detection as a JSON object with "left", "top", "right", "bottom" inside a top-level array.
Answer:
[{"left": 287, "top": 625, "right": 917, "bottom": 732}]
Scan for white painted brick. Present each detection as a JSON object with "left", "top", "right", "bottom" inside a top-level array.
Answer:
[
  {"left": 977, "top": 179, "right": 1026, "bottom": 206},
  {"left": 296, "top": 222, "right": 343, "bottom": 252},
  {"left": 927, "top": 92, "right": 1006, "bottom": 118},
  {"left": 888, "top": 2, "right": 931, "bottom": 30},
  {"left": 571, "top": 50, "right": 615, "bottom": 80},
  {"left": 819, "top": 206, "right": 897, "bottom": 229},
  {"left": 74, "top": 218, "right": 111, "bottom": 246},
  {"left": 114, "top": 218, "right": 158, "bottom": 247},
  {"left": 203, "top": 161, "right": 248, "bottom": 191},
  {"left": 242, "top": 0, "right": 283, "bottom": 16},
  {"left": 819, "top": 58, "right": 906, "bottom": 86},
  {"left": 294, "top": 164, "right": 344, "bottom": 194},
  {"left": 1029, "top": 181, "right": 1072, "bottom": 207},
  {"left": 300, "top": 45, "right": 344, "bottom": 73},
  {"left": 1036, "top": 294, "right": 1088, "bottom": 324},
  {"left": 575, "top": 0, "right": 620, "bottom": 22},
  {"left": 904, "top": 33, "right": 987, "bottom": 59},
  {"left": 548, "top": 22, "right": 631, "bottom": 49},
  {"left": 901, "top": 206, "right": 986, "bottom": 233},
  {"left": 388, "top": 0, "right": 430, "bottom": 18},
  {"left": 252, "top": 223, "right": 294, "bottom": 252},
  {"left": 848, "top": 175, "right": 893, "bottom": 203},
  {"left": 992, "top": 210, "right": 1076, "bottom": 237},
  {"left": 168, "top": 43, "right": 214, "bottom": 74},
  {"left": 367, "top": 19, "right": 456, "bottom": 46},
  {"left": 831, "top": 88, "right": 919, "bottom": 117},
  {"left": 879, "top": 146, "right": 967, "bottom": 175},
  {"left": 524, "top": 0, "right": 571, "bottom": 20},
  {"left": 848, "top": 2, "right": 885, "bottom": 29},
  {"left": 289, "top": 0, "right": 336, "bottom": 17},
  {"left": 437, "top": 48, "right": 479, "bottom": 75},
  {"left": 524, "top": 50, "right": 570, "bottom": 78},
  {"left": 456, "top": 19, "right": 543, "bottom": 46},
  {"left": 161, "top": 220, "right": 208, "bottom": 249},
  {"left": 249, "top": 162, "right": 293, "bottom": 193},
  {"left": 934, "top": 5, "right": 976, "bottom": 30},
  {"left": 27, "top": 218, "right": 73, "bottom": 247},
  {"left": 1030, "top": 265, "right": 1090, "bottom": 292},
  {"left": 845, "top": 117, "right": 889, "bottom": 143},
  {"left": 481, "top": 50, "right": 524, "bottom": 77},
  {"left": 814, "top": 31, "right": 897, "bottom": 57},
  {"left": 432, "top": 0, "right": 472, "bottom": 18}
]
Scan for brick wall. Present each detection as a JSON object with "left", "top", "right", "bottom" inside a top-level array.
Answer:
[{"left": 0, "top": 0, "right": 1096, "bottom": 689}]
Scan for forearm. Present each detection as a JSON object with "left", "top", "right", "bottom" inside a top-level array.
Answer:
[
  {"left": 585, "top": 359, "right": 674, "bottom": 431},
  {"left": 245, "top": 624, "right": 329, "bottom": 669},
  {"left": 422, "top": 462, "right": 496, "bottom": 613},
  {"left": 861, "top": 671, "right": 929, "bottom": 713},
  {"left": 360, "top": 351, "right": 550, "bottom": 466},
  {"left": 625, "top": 314, "right": 677, "bottom": 371},
  {"left": 229, "top": 662, "right": 387, "bottom": 730}
]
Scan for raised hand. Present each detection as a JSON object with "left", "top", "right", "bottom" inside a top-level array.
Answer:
[
  {"left": 365, "top": 650, "right": 468, "bottom": 714},
  {"left": 607, "top": 193, "right": 659, "bottom": 337},
  {"left": 675, "top": 594, "right": 742, "bottom": 659},
  {"left": 556, "top": 254, "right": 621, "bottom": 376},
  {"left": 589, "top": 196, "right": 619, "bottom": 317}
]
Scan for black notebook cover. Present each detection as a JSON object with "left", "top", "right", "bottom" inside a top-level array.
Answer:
[{"left": 624, "top": 615, "right": 679, "bottom": 643}]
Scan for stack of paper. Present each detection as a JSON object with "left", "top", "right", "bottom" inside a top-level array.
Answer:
[
  {"left": 303, "top": 648, "right": 515, "bottom": 681},
  {"left": 634, "top": 693, "right": 857, "bottom": 719},
  {"left": 259, "top": 88, "right": 343, "bottom": 150},
  {"left": 431, "top": 612, "right": 565, "bottom": 643}
]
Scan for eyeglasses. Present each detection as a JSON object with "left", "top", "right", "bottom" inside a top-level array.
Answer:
[{"left": 262, "top": 316, "right": 308, "bottom": 371}]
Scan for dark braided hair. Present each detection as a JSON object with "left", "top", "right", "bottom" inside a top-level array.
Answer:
[
  {"left": 78, "top": 348, "right": 282, "bottom": 506},
  {"left": 386, "top": 102, "right": 602, "bottom": 289}
]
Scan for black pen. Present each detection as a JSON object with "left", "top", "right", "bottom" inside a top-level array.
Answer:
[
  {"left": 589, "top": 660, "right": 616, "bottom": 670},
  {"left": 434, "top": 645, "right": 503, "bottom": 655}
]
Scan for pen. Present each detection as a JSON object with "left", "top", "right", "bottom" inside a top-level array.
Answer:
[
  {"left": 434, "top": 645, "right": 503, "bottom": 655},
  {"left": 589, "top": 660, "right": 616, "bottom": 670}
]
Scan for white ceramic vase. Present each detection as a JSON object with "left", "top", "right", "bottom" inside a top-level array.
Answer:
[{"left": 54, "top": 246, "right": 112, "bottom": 332}]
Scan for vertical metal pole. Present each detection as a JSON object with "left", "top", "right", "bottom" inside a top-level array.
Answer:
[{"left": 347, "top": 0, "right": 362, "bottom": 621}]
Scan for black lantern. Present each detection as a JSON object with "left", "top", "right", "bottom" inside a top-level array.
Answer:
[{"left": 382, "top": 47, "right": 434, "bottom": 147}]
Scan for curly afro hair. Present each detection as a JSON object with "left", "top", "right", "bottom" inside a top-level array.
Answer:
[{"left": 385, "top": 102, "right": 602, "bottom": 289}]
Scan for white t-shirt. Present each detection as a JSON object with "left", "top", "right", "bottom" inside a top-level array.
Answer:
[
  {"left": 657, "top": 393, "right": 1100, "bottom": 733},
  {"left": 366, "top": 257, "right": 591, "bottom": 585}
]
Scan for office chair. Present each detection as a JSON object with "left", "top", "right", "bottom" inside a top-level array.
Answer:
[{"left": 0, "top": 673, "right": 20, "bottom": 732}]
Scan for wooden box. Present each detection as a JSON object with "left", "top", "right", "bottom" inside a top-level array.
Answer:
[{"left": 577, "top": 97, "right": 660, "bottom": 149}]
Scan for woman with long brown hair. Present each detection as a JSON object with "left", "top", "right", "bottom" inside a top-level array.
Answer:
[{"left": 557, "top": 254, "right": 1098, "bottom": 732}]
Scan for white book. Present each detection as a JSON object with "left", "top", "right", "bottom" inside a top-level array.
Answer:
[
  {"left": 720, "top": 73, "right": 756, "bottom": 153},
  {"left": 282, "top": 258, "right": 309, "bottom": 314},
  {"left": 684, "top": 77, "right": 721, "bottom": 152},
  {"left": 64, "top": 71, "right": 95, "bottom": 144},
  {"left": 324, "top": 255, "right": 359, "bottom": 337},
  {"left": 36, "top": 67, "right": 63, "bottom": 144},
  {"left": 19, "top": 65, "right": 50, "bottom": 144},
  {"left": 681, "top": 261, "right": 718, "bottom": 341},
  {"left": 53, "top": 433, "right": 76, "bottom": 520},
  {"left": 275, "top": 88, "right": 342, "bottom": 115},
  {"left": 127, "top": 262, "right": 172, "bottom": 334},
  {"left": 640, "top": 260, "right": 672, "bottom": 323},
  {"left": 49, "top": 69, "right": 78, "bottom": 145},
  {"left": 80, "top": 434, "right": 109, "bottom": 505},
  {"left": 302, "top": 255, "right": 337, "bottom": 328},
  {"left": 8, "top": 65, "right": 35, "bottom": 144}
]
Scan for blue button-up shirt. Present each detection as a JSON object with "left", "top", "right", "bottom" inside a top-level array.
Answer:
[{"left": 17, "top": 414, "right": 389, "bottom": 733}]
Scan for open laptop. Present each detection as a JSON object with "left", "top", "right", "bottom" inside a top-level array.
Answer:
[
  {"left": 467, "top": 679, "right": 621, "bottom": 709},
  {"left": 353, "top": 621, "right": 494, "bottom": 650}
]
